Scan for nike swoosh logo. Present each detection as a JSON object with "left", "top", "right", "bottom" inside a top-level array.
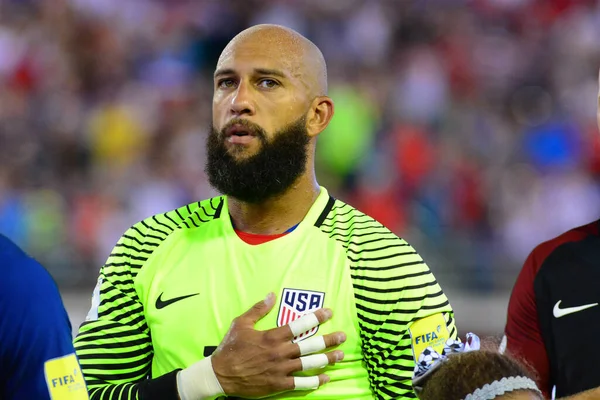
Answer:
[
  {"left": 553, "top": 300, "right": 598, "bottom": 318},
  {"left": 155, "top": 292, "right": 199, "bottom": 310}
]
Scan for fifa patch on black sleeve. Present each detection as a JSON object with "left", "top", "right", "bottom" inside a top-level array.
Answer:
[{"left": 409, "top": 313, "right": 450, "bottom": 363}]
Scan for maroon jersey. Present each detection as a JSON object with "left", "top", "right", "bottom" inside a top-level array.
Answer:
[{"left": 504, "top": 220, "right": 600, "bottom": 398}]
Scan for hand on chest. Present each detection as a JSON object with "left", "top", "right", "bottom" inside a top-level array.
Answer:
[{"left": 144, "top": 242, "right": 357, "bottom": 361}]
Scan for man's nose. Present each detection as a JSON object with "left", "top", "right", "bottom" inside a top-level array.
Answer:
[{"left": 230, "top": 82, "right": 255, "bottom": 116}]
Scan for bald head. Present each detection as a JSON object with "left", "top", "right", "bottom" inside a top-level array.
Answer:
[
  {"left": 212, "top": 24, "right": 335, "bottom": 145},
  {"left": 217, "top": 24, "right": 328, "bottom": 97}
]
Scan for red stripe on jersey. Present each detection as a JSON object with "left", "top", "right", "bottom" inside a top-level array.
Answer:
[{"left": 234, "top": 229, "right": 289, "bottom": 245}]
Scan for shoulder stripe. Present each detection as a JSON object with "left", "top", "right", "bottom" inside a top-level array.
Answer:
[
  {"left": 140, "top": 220, "right": 169, "bottom": 237},
  {"left": 174, "top": 208, "right": 190, "bottom": 229},
  {"left": 200, "top": 205, "right": 213, "bottom": 220},
  {"left": 163, "top": 212, "right": 178, "bottom": 227},
  {"left": 78, "top": 346, "right": 150, "bottom": 361},
  {"left": 350, "top": 261, "right": 425, "bottom": 272},
  {"left": 113, "top": 243, "right": 154, "bottom": 254},
  {"left": 103, "top": 269, "right": 137, "bottom": 279},
  {"left": 130, "top": 226, "right": 164, "bottom": 243},
  {"left": 81, "top": 362, "right": 152, "bottom": 381},
  {"left": 151, "top": 215, "right": 173, "bottom": 231},
  {"left": 77, "top": 329, "right": 147, "bottom": 343},
  {"left": 108, "top": 253, "right": 148, "bottom": 262},
  {"left": 326, "top": 228, "right": 393, "bottom": 241},
  {"left": 352, "top": 289, "right": 444, "bottom": 305},
  {"left": 76, "top": 338, "right": 150, "bottom": 351},
  {"left": 214, "top": 197, "right": 224, "bottom": 218},
  {"left": 78, "top": 321, "right": 126, "bottom": 334},
  {"left": 346, "top": 244, "right": 411, "bottom": 257},
  {"left": 351, "top": 279, "right": 438, "bottom": 294},
  {"left": 121, "top": 234, "right": 145, "bottom": 247},
  {"left": 187, "top": 214, "right": 201, "bottom": 227},
  {"left": 319, "top": 214, "right": 372, "bottom": 228},
  {"left": 103, "top": 261, "right": 143, "bottom": 270},
  {"left": 345, "top": 236, "right": 399, "bottom": 249},
  {"left": 314, "top": 196, "right": 336, "bottom": 227},
  {"left": 350, "top": 270, "right": 431, "bottom": 282}
]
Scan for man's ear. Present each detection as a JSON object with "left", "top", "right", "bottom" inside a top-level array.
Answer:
[{"left": 306, "top": 96, "right": 334, "bottom": 138}]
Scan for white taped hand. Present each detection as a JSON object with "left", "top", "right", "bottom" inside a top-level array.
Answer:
[
  {"left": 293, "top": 376, "right": 320, "bottom": 390},
  {"left": 289, "top": 313, "right": 320, "bottom": 337},
  {"left": 293, "top": 353, "right": 329, "bottom": 391},
  {"left": 177, "top": 356, "right": 224, "bottom": 400},
  {"left": 291, "top": 314, "right": 333, "bottom": 391},
  {"left": 297, "top": 336, "right": 326, "bottom": 356},
  {"left": 300, "top": 354, "right": 329, "bottom": 371}
]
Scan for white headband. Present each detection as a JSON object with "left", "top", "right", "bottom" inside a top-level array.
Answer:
[{"left": 463, "top": 376, "right": 542, "bottom": 400}]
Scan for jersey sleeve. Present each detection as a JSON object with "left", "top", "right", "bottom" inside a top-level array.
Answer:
[
  {"left": 74, "top": 223, "right": 179, "bottom": 400},
  {"left": 350, "top": 235, "right": 456, "bottom": 399},
  {"left": 504, "top": 247, "right": 551, "bottom": 397},
  {"left": 0, "top": 237, "right": 88, "bottom": 399}
]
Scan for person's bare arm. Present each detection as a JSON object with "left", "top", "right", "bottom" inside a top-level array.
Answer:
[{"left": 560, "top": 387, "right": 600, "bottom": 400}]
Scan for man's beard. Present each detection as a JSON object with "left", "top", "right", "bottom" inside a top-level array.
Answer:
[{"left": 205, "top": 116, "right": 310, "bottom": 203}]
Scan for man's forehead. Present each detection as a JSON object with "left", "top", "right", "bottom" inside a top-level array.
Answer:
[
  {"left": 216, "top": 42, "right": 299, "bottom": 77},
  {"left": 215, "top": 25, "right": 326, "bottom": 96}
]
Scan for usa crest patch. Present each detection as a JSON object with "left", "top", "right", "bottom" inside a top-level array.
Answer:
[{"left": 277, "top": 288, "right": 325, "bottom": 343}]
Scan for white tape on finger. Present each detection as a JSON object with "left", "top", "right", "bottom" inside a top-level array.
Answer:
[
  {"left": 298, "top": 336, "right": 326, "bottom": 356},
  {"left": 300, "top": 354, "right": 329, "bottom": 371},
  {"left": 294, "top": 376, "right": 320, "bottom": 390},
  {"left": 289, "top": 313, "right": 319, "bottom": 337}
]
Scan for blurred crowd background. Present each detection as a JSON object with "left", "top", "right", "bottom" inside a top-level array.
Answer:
[{"left": 1, "top": 0, "right": 600, "bottom": 303}]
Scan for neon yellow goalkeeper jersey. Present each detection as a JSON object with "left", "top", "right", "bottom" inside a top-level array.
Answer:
[{"left": 74, "top": 187, "right": 456, "bottom": 399}]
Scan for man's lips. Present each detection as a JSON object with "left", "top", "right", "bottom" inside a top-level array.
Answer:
[
  {"left": 225, "top": 124, "right": 256, "bottom": 137},
  {"left": 227, "top": 135, "right": 256, "bottom": 144},
  {"left": 224, "top": 124, "right": 258, "bottom": 145}
]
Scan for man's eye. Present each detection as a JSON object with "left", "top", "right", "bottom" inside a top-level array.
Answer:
[
  {"left": 218, "top": 79, "right": 236, "bottom": 89},
  {"left": 258, "top": 79, "right": 278, "bottom": 89}
]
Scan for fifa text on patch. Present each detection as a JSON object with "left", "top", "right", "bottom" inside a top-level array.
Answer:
[
  {"left": 44, "top": 353, "right": 89, "bottom": 399},
  {"left": 409, "top": 313, "right": 450, "bottom": 363}
]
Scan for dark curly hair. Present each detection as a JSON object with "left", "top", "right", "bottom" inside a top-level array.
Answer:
[{"left": 418, "top": 350, "right": 544, "bottom": 400}]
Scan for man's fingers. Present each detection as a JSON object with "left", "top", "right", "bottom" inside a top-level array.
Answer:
[
  {"left": 313, "top": 308, "right": 334, "bottom": 324},
  {"left": 289, "top": 313, "right": 320, "bottom": 337},
  {"left": 239, "top": 293, "right": 276, "bottom": 324},
  {"left": 293, "top": 376, "right": 321, "bottom": 390},
  {"left": 317, "top": 374, "right": 330, "bottom": 388},
  {"left": 270, "top": 308, "right": 332, "bottom": 341},
  {"left": 298, "top": 336, "right": 326, "bottom": 356},
  {"left": 287, "top": 350, "right": 344, "bottom": 374},
  {"left": 300, "top": 354, "right": 329, "bottom": 371},
  {"left": 295, "top": 332, "right": 346, "bottom": 356},
  {"left": 280, "top": 375, "right": 330, "bottom": 392},
  {"left": 323, "top": 350, "right": 344, "bottom": 367},
  {"left": 322, "top": 331, "right": 346, "bottom": 349}
]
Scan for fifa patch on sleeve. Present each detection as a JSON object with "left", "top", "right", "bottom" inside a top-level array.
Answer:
[
  {"left": 44, "top": 353, "right": 89, "bottom": 399},
  {"left": 409, "top": 313, "right": 450, "bottom": 363}
]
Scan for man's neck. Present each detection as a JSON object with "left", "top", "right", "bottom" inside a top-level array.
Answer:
[{"left": 227, "top": 177, "right": 320, "bottom": 235}]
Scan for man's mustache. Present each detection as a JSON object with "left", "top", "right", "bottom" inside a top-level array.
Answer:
[{"left": 219, "top": 119, "right": 267, "bottom": 140}]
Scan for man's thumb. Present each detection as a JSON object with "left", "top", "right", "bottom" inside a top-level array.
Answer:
[{"left": 243, "top": 292, "right": 276, "bottom": 324}]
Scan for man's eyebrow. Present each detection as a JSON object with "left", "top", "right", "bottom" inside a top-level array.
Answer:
[
  {"left": 253, "top": 68, "right": 286, "bottom": 78},
  {"left": 214, "top": 68, "right": 235, "bottom": 79},
  {"left": 214, "top": 68, "right": 287, "bottom": 79}
]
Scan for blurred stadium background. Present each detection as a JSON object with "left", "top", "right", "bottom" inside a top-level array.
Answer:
[{"left": 1, "top": 0, "right": 599, "bottom": 337}]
